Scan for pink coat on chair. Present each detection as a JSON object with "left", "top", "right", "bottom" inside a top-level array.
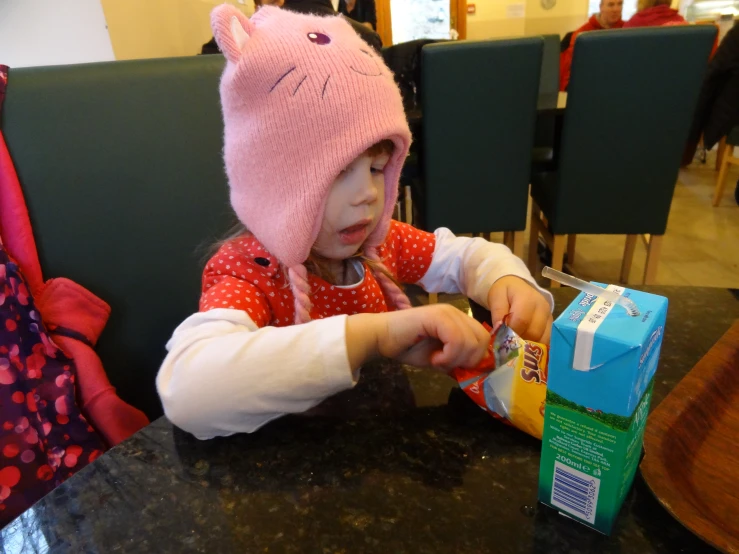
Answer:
[{"left": 0, "top": 68, "right": 148, "bottom": 447}]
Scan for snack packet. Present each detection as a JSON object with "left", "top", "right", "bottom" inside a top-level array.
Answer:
[{"left": 452, "top": 320, "right": 549, "bottom": 439}]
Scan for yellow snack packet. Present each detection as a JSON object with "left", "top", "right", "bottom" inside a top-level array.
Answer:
[{"left": 452, "top": 320, "right": 549, "bottom": 439}]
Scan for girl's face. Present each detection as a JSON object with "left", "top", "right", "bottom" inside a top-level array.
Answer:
[{"left": 312, "top": 150, "right": 390, "bottom": 261}]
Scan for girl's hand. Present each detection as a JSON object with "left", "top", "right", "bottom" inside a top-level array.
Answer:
[
  {"left": 488, "top": 276, "right": 552, "bottom": 344},
  {"left": 346, "top": 304, "right": 490, "bottom": 371}
]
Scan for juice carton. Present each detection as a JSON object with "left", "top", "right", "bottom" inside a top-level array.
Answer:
[{"left": 538, "top": 285, "right": 668, "bottom": 534}]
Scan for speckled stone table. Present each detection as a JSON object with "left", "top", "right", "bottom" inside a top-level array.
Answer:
[{"left": 2, "top": 287, "right": 736, "bottom": 553}]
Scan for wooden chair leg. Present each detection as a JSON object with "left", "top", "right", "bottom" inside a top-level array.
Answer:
[
  {"left": 512, "top": 231, "right": 525, "bottom": 259},
  {"left": 404, "top": 185, "right": 413, "bottom": 224},
  {"left": 550, "top": 235, "right": 566, "bottom": 288},
  {"left": 428, "top": 293, "right": 438, "bottom": 304},
  {"left": 716, "top": 137, "right": 727, "bottom": 171},
  {"left": 714, "top": 149, "right": 731, "bottom": 207},
  {"left": 528, "top": 203, "right": 541, "bottom": 273},
  {"left": 621, "top": 234, "right": 637, "bottom": 284},
  {"left": 643, "top": 235, "right": 663, "bottom": 285},
  {"left": 567, "top": 234, "right": 577, "bottom": 266}
]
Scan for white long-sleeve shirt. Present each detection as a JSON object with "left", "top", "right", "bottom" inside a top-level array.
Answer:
[{"left": 156, "top": 223, "right": 553, "bottom": 439}]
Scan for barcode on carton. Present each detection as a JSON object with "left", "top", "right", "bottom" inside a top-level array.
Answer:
[{"left": 551, "top": 461, "right": 600, "bottom": 524}]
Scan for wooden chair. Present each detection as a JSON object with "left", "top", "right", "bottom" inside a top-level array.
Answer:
[
  {"left": 528, "top": 27, "right": 717, "bottom": 287},
  {"left": 713, "top": 126, "right": 739, "bottom": 207}
]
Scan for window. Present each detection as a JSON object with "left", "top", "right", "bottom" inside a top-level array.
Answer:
[{"left": 390, "top": 0, "right": 451, "bottom": 44}]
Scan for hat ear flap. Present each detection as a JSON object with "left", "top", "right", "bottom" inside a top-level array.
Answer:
[{"left": 211, "top": 4, "right": 255, "bottom": 63}]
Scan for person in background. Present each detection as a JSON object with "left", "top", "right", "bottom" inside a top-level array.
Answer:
[
  {"left": 623, "top": 0, "right": 685, "bottom": 27},
  {"left": 338, "top": 0, "right": 377, "bottom": 30},
  {"left": 283, "top": 0, "right": 383, "bottom": 49},
  {"left": 560, "top": 31, "right": 574, "bottom": 52},
  {"left": 559, "top": 0, "right": 624, "bottom": 90},
  {"left": 683, "top": 23, "right": 739, "bottom": 178},
  {"left": 624, "top": 0, "right": 719, "bottom": 66},
  {"left": 281, "top": 0, "right": 335, "bottom": 17}
]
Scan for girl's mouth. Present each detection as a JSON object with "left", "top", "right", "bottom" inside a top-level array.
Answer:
[{"left": 338, "top": 220, "right": 371, "bottom": 245}]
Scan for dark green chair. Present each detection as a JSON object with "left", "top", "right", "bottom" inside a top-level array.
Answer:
[
  {"left": 528, "top": 26, "right": 716, "bottom": 286},
  {"left": 533, "top": 34, "right": 561, "bottom": 162},
  {"left": 539, "top": 34, "right": 560, "bottom": 95},
  {"left": 2, "top": 56, "right": 231, "bottom": 419},
  {"left": 421, "top": 37, "right": 543, "bottom": 257}
]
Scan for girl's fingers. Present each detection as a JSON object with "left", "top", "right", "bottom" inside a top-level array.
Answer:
[
  {"left": 541, "top": 315, "right": 553, "bottom": 345},
  {"left": 525, "top": 306, "right": 551, "bottom": 343},
  {"left": 430, "top": 312, "right": 468, "bottom": 367},
  {"left": 432, "top": 311, "right": 489, "bottom": 369},
  {"left": 508, "top": 297, "right": 536, "bottom": 339}
]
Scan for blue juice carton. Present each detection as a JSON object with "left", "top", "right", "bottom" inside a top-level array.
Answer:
[{"left": 538, "top": 285, "right": 668, "bottom": 534}]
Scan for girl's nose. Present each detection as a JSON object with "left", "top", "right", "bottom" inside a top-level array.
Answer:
[{"left": 351, "top": 173, "right": 379, "bottom": 206}]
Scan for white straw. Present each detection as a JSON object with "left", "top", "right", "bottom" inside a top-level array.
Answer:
[{"left": 542, "top": 267, "right": 640, "bottom": 317}]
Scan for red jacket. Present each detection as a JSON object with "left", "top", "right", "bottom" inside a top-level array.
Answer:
[
  {"left": 622, "top": 8, "right": 718, "bottom": 59},
  {"left": 623, "top": 5, "right": 686, "bottom": 27},
  {"left": 560, "top": 15, "right": 625, "bottom": 91},
  {"left": 0, "top": 71, "right": 148, "bottom": 447}
]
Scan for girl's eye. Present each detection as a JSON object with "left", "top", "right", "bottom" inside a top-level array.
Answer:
[{"left": 370, "top": 166, "right": 385, "bottom": 175}]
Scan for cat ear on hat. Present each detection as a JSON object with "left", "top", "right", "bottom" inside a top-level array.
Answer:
[{"left": 211, "top": 4, "right": 255, "bottom": 64}]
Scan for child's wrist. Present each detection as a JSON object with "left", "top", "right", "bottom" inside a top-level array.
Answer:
[{"left": 345, "top": 313, "right": 385, "bottom": 369}]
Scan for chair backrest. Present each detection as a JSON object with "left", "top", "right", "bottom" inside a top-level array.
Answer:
[
  {"left": 421, "top": 37, "right": 543, "bottom": 233},
  {"left": 2, "top": 56, "right": 231, "bottom": 418},
  {"left": 534, "top": 34, "right": 561, "bottom": 148},
  {"left": 552, "top": 26, "right": 716, "bottom": 235},
  {"left": 728, "top": 125, "right": 739, "bottom": 146},
  {"left": 382, "top": 39, "right": 442, "bottom": 113},
  {"left": 540, "top": 34, "right": 561, "bottom": 95}
]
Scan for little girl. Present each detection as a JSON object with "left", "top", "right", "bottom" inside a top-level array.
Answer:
[{"left": 156, "top": 5, "right": 553, "bottom": 439}]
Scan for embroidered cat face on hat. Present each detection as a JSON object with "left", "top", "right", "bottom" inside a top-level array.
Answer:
[{"left": 211, "top": 4, "right": 411, "bottom": 270}]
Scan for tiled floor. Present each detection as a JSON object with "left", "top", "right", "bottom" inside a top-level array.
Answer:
[{"left": 512, "top": 152, "right": 739, "bottom": 290}]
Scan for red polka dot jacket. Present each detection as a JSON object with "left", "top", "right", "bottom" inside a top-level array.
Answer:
[
  {"left": 200, "top": 221, "right": 435, "bottom": 323},
  {"left": 156, "top": 221, "right": 552, "bottom": 439}
]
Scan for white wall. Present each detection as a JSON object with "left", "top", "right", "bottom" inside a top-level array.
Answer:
[
  {"left": 466, "top": 0, "right": 528, "bottom": 39},
  {"left": 0, "top": 0, "right": 115, "bottom": 68},
  {"left": 100, "top": 0, "right": 253, "bottom": 60}
]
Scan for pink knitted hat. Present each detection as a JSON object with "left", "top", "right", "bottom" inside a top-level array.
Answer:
[{"left": 211, "top": 5, "right": 412, "bottom": 323}]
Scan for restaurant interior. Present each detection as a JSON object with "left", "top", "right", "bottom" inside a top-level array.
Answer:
[{"left": 0, "top": 0, "right": 737, "bottom": 552}]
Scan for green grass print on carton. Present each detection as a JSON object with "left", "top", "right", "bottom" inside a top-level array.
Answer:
[{"left": 545, "top": 389, "right": 632, "bottom": 432}]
